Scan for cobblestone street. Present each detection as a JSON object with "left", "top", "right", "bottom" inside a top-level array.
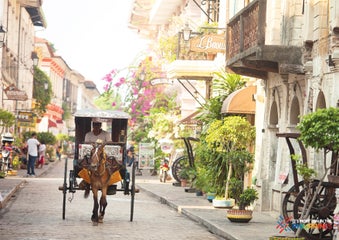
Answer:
[{"left": 0, "top": 160, "right": 223, "bottom": 240}]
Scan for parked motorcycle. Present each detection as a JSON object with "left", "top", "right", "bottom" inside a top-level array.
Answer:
[{"left": 159, "top": 158, "right": 170, "bottom": 183}]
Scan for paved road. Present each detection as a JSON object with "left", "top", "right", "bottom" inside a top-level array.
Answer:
[{"left": 0, "top": 159, "right": 224, "bottom": 240}]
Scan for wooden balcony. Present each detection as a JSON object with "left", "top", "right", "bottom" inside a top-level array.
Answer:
[{"left": 226, "top": 0, "right": 303, "bottom": 79}]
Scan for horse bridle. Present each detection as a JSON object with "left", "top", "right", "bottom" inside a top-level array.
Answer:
[{"left": 89, "top": 144, "right": 107, "bottom": 176}]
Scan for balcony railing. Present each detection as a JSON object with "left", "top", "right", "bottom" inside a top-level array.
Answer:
[
  {"left": 226, "top": 0, "right": 303, "bottom": 79},
  {"left": 226, "top": 0, "right": 265, "bottom": 62}
]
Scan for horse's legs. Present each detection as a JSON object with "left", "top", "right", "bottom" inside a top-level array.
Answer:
[
  {"left": 98, "top": 187, "right": 108, "bottom": 223},
  {"left": 91, "top": 188, "right": 99, "bottom": 226}
]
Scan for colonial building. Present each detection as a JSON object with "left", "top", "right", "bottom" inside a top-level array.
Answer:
[
  {"left": 35, "top": 38, "right": 100, "bottom": 135},
  {"left": 0, "top": 0, "right": 45, "bottom": 133},
  {"left": 225, "top": 0, "right": 339, "bottom": 214}
]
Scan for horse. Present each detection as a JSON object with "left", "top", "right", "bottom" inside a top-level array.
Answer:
[{"left": 87, "top": 142, "right": 122, "bottom": 226}]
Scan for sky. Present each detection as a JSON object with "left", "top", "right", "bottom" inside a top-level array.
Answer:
[{"left": 36, "top": 0, "right": 149, "bottom": 92}]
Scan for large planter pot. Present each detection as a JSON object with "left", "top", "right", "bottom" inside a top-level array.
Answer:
[
  {"left": 212, "top": 198, "right": 234, "bottom": 208},
  {"left": 226, "top": 209, "right": 253, "bottom": 223}
]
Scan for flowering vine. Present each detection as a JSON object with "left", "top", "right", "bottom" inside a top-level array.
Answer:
[{"left": 101, "top": 66, "right": 162, "bottom": 130}]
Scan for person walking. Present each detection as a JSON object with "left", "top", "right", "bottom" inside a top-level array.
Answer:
[
  {"left": 26, "top": 132, "right": 40, "bottom": 177},
  {"left": 37, "top": 140, "right": 46, "bottom": 169}
]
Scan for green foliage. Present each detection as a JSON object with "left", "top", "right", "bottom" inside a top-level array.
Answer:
[
  {"left": 212, "top": 69, "right": 247, "bottom": 100},
  {"left": 95, "top": 89, "right": 122, "bottom": 110},
  {"left": 22, "top": 131, "right": 56, "bottom": 145},
  {"left": 292, "top": 154, "right": 316, "bottom": 183},
  {"left": 158, "top": 35, "right": 177, "bottom": 63},
  {"left": 239, "top": 187, "right": 258, "bottom": 209},
  {"left": 297, "top": 107, "right": 339, "bottom": 152},
  {"left": 196, "top": 70, "right": 247, "bottom": 128},
  {"left": 33, "top": 66, "right": 52, "bottom": 116},
  {"left": 56, "top": 133, "right": 69, "bottom": 142},
  {"left": 62, "top": 102, "right": 71, "bottom": 120},
  {"left": 37, "top": 132, "right": 56, "bottom": 145},
  {"left": 0, "top": 109, "right": 15, "bottom": 133},
  {"left": 179, "top": 166, "right": 196, "bottom": 180},
  {"left": 204, "top": 116, "right": 255, "bottom": 199},
  {"left": 205, "top": 116, "right": 255, "bottom": 152},
  {"left": 228, "top": 178, "right": 243, "bottom": 203}
]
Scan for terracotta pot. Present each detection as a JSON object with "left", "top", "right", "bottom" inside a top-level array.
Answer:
[
  {"left": 226, "top": 209, "right": 253, "bottom": 223},
  {"left": 180, "top": 179, "right": 187, "bottom": 187}
]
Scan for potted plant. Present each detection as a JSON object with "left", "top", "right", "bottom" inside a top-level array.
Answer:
[
  {"left": 203, "top": 116, "right": 255, "bottom": 211},
  {"left": 178, "top": 167, "right": 191, "bottom": 187},
  {"left": 226, "top": 177, "right": 258, "bottom": 222}
]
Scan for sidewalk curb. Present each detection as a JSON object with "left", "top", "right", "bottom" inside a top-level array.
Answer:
[
  {"left": 137, "top": 184, "right": 236, "bottom": 240},
  {"left": 0, "top": 158, "right": 59, "bottom": 209},
  {"left": 0, "top": 180, "right": 25, "bottom": 209}
]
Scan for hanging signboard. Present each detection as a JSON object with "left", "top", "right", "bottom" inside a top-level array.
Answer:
[
  {"left": 4, "top": 84, "right": 28, "bottom": 101},
  {"left": 17, "top": 111, "right": 35, "bottom": 128},
  {"left": 189, "top": 34, "right": 226, "bottom": 54},
  {"left": 138, "top": 143, "right": 155, "bottom": 169}
]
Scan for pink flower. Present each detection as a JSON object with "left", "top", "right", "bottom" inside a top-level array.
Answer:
[
  {"left": 119, "top": 77, "right": 126, "bottom": 84},
  {"left": 102, "top": 74, "right": 113, "bottom": 82},
  {"left": 110, "top": 69, "right": 117, "bottom": 75},
  {"left": 132, "top": 87, "right": 139, "bottom": 95},
  {"left": 114, "top": 82, "right": 122, "bottom": 87},
  {"left": 103, "top": 84, "right": 109, "bottom": 91},
  {"left": 111, "top": 102, "right": 116, "bottom": 107}
]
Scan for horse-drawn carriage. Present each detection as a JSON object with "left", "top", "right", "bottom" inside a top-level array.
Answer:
[{"left": 59, "top": 109, "right": 137, "bottom": 224}]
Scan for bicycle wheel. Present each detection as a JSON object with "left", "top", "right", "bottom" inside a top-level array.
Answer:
[{"left": 172, "top": 156, "right": 189, "bottom": 183}]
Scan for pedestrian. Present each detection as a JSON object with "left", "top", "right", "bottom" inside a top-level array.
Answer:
[
  {"left": 124, "top": 148, "right": 135, "bottom": 167},
  {"left": 1, "top": 132, "right": 15, "bottom": 170},
  {"left": 56, "top": 146, "right": 62, "bottom": 161},
  {"left": 25, "top": 132, "right": 40, "bottom": 177},
  {"left": 37, "top": 140, "right": 46, "bottom": 169}
]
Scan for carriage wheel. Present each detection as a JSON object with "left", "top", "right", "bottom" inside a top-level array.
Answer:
[
  {"left": 62, "top": 157, "right": 68, "bottom": 220},
  {"left": 172, "top": 156, "right": 189, "bottom": 183},
  {"left": 130, "top": 161, "right": 136, "bottom": 222},
  {"left": 292, "top": 181, "right": 337, "bottom": 240}
]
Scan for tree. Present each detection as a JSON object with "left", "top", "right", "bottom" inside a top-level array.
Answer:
[
  {"left": 204, "top": 116, "right": 255, "bottom": 199},
  {"left": 0, "top": 109, "right": 16, "bottom": 135},
  {"left": 33, "top": 66, "right": 52, "bottom": 116},
  {"left": 293, "top": 107, "right": 339, "bottom": 237}
]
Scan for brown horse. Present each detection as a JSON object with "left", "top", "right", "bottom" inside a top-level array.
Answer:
[{"left": 87, "top": 142, "right": 121, "bottom": 226}]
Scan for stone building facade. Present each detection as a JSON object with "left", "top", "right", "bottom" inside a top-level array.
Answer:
[{"left": 226, "top": 0, "right": 339, "bottom": 214}]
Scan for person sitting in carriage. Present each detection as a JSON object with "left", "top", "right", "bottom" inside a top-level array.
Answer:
[{"left": 78, "top": 120, "right": 122, "bottom": 197}]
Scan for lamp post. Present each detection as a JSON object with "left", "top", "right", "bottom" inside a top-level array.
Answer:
[
  {"left": 182, "top": 24, "right": 192, "bottom": 41},
  {"left": 31, "top": 51, "right": 39, "bottom": 67}
]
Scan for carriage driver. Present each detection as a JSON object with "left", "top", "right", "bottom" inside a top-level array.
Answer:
[
  {"left": 84, "top": 119, "right": 111, "bottom": 143},
  {"left": 78, "top": 119, "right": 112, "bottom": 197}
]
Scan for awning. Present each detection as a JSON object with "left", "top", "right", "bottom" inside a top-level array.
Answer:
[
  {"left": 166, "top": 60, "right": 219, "bottom": 80},
  {"left": 48, "top": 119, "right": 57, "bottom": 128},
  {"left": 221, "top": 85, "right": 256, "bottom": 114}
]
